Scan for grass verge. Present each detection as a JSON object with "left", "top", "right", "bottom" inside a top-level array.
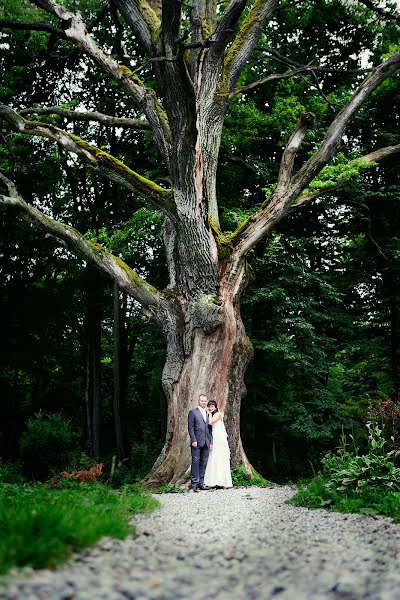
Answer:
[
  {"left": 0, "top": 482, "right": 159, "bottom": 574},
  {"left": 289, "top": 475, "right": 400, "bottom": 522}
]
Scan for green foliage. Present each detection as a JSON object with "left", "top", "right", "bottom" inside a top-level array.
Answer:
[
  {"left": 0, "top": 483, "right": 159, "bottom": 574},
  {"left": 63, "top": 451, "right": 99, "bottom": 473},
  {"left": 290, "top": 425, "right": 400, "bottom": 521},
  {"left": 19, "top": 411, "right": 79, "bottom": 481},
  {"left": 269, "top": 81, "right": 306, "bottom": 142},
  {"left": 368, "top": 398, "right": 400, "bottom": 449},
  {"left": 0, "top": 461, "right": 25, "bottom": 484},
  {"left": 130, "top": 428, "right": 163, "bottom": 481},
  {"left": 108, "top": 462, "right": 136, "bottom": 488},
  {"left": 308, "top": 155, "right": 377, "bottom": 192},
  {"left": 322, "top": 424, "right": 400, "bottom": 495},
  {"left": 231, "top": 465, "right": 271, "bottom": 488},
  {"left": 290, "top": 475, "right": 400, "bottom": 522}
]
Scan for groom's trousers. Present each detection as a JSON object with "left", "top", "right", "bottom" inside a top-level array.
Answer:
[{"left": 191, "top": 444, "right": 209, "bottom": 485}]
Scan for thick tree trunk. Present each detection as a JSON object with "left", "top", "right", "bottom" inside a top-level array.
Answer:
[{"left": 144, "top": 286, "right": 253, "bottom": 485}]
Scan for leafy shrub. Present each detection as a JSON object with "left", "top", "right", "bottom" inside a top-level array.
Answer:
[
  {"left": 0, "top": 460, "right": 25, "bottom": 484},
  {"left": 232, "top": 465, "right": 271, "bottom": 487},
  {"left": 20, "top": 410, "right": 78, "bottom": 480},
  {"left": 291, "top": 476, "right": 400, "bottom": 521},
  {"left": 290, "top": 423, "right": 400, "bottom": 521},
  {"left": 322, "top": 451, "right": 400, "bottom": 494},
  {"left": 64, "top": 451, "right": 98, "bottom": 472},
  {"left": 321, "top": 424, "right": 400, "bottom": 495}
]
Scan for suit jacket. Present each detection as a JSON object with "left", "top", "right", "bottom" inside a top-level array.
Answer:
[{"left": 188, "top": 407, "right": 213, "bottom": 448}]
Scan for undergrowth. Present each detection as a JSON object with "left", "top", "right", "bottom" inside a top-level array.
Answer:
[{"left": 290, "top": 423, "right": 400, "bottom": 522}]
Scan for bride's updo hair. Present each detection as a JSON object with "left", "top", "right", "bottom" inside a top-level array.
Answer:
[{"left": 207, "top": 399, "right": 219, "bottom": 413}]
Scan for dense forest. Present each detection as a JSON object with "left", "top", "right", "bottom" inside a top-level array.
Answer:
[{"left": 1, "top": 0, "right": 399, "bottom": 485}]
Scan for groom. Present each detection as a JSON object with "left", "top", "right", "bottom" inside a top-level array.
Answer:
[{"left": 188, "top": 394, "right": 213, "bottom": 492}]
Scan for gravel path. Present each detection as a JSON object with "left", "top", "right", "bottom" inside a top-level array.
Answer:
[{"left": 2, "top": 486, "right": 400, "bottom": 600}]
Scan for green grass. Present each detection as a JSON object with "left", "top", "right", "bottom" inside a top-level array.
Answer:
[
  {"left": 290, "top": 474, "right": 400, "bottom": 522},
  {"left": 232, "top": 465, "right": 273, "bottom": 487},
  {"left": 0, "top": 482, "right": 159, "bottom": 574}
]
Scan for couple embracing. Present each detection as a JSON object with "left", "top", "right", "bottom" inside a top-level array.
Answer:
[{"left": 187, "top": 394, "right": 233, "bottom": 492}]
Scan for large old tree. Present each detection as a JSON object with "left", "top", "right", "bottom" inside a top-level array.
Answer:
[{"left": 1, "top": 0, "right": 400, "bottom": 483}]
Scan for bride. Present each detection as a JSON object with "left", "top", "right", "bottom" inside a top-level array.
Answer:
[{"left": 204, "top": 399, "right": 233, "bottom": 488}]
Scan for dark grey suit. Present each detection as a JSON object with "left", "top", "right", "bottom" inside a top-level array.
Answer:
[{"left": 188, "top": 407, "right": 213, "bottom": 486}]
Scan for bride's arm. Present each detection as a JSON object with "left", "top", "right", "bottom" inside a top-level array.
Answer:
[{"left": 208, "top": 412, "right": 222, "bottom": 425}]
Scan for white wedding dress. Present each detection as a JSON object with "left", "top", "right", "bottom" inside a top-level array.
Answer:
[{"left": 204, "top": 414, "right": 233, "bottom": 488}]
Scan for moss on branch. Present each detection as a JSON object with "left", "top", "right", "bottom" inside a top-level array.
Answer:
[
  {"left": 223, "top": 0, "right": 266, "bottom": 90},
  {"left": 209, "top": 216, "right": 233, "bottom": 258},
  {"left": 63, "top": 133, "right": 174, "bottom": 206},
  {"left": 1, "top": 188, "right": 161, "bottom": 307},
  {"left": 112, "top": 255, "right": 158, "bottom": 293},
  {"left": 200, "top": 17, "right": 214, "bottom": 39},
  {"left": 137, "top": 0, "right": 161, "bottom": 42}
]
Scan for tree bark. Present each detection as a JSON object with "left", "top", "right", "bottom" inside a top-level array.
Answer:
[
  {"left": 390, "top": 296, "right": 399, "bottom": 401},
  {"left": 113, "top": 283, "right": 128, "bottom": 458},
  {"left": 144, "top": 275, "right": 253, "bottom": 485},
  {"left": 85, "top": 265, "right": 102, "bottom": 458}
]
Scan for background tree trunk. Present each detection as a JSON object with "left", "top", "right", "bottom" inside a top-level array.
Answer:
[
  {"left": 113, "top": 283, "right": 128, "bottom": 458},
  {"left": 390, "top": 295, "right": 399, "bottom": 401},
  {"left": 85, "top": 265, "right": 102, "bottom": 458}
]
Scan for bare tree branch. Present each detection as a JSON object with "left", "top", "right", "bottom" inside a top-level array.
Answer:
[
  {"left": 290, "top": 51, "right": 400, "bottom": 199},
  {"left": 27, "top": 0, "right": 171, "bottom": 166},
  {"left": 87, "top": 2, "right": 112, "bottom": 33},
  {"left": 223, "top": 51, "right": 400, "bottom": 280},
  {"left": 109, "top": 2, "right": 130, "bottom": 65},
  {"left": 230, "top": 66, "right": 312, "bottom": 97},
  {"left": 223, "top": 0, "right": 278, "bottom": 90},
  {"left": 255, "top": 46, "right": 373, "bottom": 74},
  {"left": 356, "top": 0, "right": 400, "bottom": 24},
  {"left": 220, "top": 153, "right": 258, "bottom": 173},
  {"left": 0, "top": 173, "right": 163, "bottom": 310},
  {"left": 275, "top": 112, "right": 315, "bottom": 196},
  {"left": 20, "top": 106, "right": 151, "bottom": 129},
  {"left": 292, "top": 144, "right": 400, "bottom": 208},
  {"left": 301, "top": 70, "right": 337, "bottom": 114},
  {"left": 0, "top": 105, "right": 174, "bottom": 213},
  {"left": 0, "top": 171, "right": 19, "bottom": 199},
  {"left": 0, "top": 20, "right": 66, "bottom": 36},
  {"left": 210, "top": 0, "right": 248, "bottom": 54}
]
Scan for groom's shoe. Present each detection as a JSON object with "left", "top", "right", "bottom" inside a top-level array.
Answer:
[
  {"left": 197, "top": 484, "right": 210, "bottom": 490},
  {"left": 191, "top": 484, "right": 199, "bottom": 492}
]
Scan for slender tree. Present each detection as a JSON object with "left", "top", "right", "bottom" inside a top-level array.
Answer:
[{"left": 1, "top": 0, "right": 400, "bottom": 483}]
